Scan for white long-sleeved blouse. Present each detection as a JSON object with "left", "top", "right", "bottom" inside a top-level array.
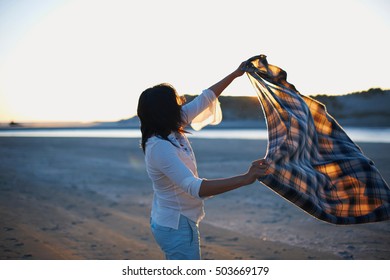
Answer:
[{"left": 145, "top": 89, "right": 222, "bottom": 229}]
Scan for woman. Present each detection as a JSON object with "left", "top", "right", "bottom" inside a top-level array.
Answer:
[{"left": 137, "top": 61, "right": 269, "bottom": 260}]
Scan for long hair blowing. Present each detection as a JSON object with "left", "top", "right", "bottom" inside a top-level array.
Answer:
[{"left": 137, "top": 83, "right": 185, "bottom": 152}]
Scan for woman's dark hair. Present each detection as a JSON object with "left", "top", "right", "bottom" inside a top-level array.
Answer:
[{"left": 137, "top": 83, "right": 186, "bottom": 152}]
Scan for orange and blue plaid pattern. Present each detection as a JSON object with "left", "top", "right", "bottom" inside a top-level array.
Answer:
[{"left": 245, "top": 55, "right": 390, "bottom": 224}]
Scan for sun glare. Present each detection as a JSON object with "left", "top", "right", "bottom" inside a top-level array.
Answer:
[
  {"left": 1, "top": 0, "right": 140, "bottom": 122},
  {"left": 0, "top": 0, "right": 389, "bottom": 123}
]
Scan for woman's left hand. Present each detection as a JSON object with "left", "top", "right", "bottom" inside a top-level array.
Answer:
[{"left": 243, "top": 159, "right": 269, "bottom": 185}]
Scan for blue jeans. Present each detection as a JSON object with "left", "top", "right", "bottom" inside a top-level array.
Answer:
[{"left": 150, "top": 215, "right": 201, "bottom": 260}]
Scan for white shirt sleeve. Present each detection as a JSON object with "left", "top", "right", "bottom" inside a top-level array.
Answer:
[
  {"left": 182, "top": 89, "right": 222, "bottom": 131},
  {"left": 149, "top": 140, "right": 203, "bottom": 198}
]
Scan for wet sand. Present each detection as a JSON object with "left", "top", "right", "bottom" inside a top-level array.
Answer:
[{"left": 0, "top": 137, "right": 389, "bottom": 259}]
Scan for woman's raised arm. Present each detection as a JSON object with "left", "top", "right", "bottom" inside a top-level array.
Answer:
[{"left": 208, "top": 61, "right": 247, "bottom": 97}]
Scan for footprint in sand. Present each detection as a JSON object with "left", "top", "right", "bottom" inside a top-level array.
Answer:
[
  {"left": 338, "top": 251, "right": 354, "bottom": 259},
  {"left": 204, "top": 236, "right": 217, "bottom": 242},
  {"left": 5, "top": 237, "right": 17, "bottom": 242}
]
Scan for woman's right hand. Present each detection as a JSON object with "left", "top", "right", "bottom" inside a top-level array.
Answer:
[
  {"left": 244, "top": 159, "right": 269, "bottom": 185},
  {"left": 232, "top": 61, "right": 247, "bottom": 78}
]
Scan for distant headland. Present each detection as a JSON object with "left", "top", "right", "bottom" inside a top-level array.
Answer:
[
  {"left": 105, "top": 88, "right": 390, "bottom": 129},
  {"left": 1, "top": 88, "right": 389, "bottom": 129}
]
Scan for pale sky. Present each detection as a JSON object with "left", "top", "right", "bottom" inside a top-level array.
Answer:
[{"left": 0, "top": 0, "right": 389, "bottom": 123}]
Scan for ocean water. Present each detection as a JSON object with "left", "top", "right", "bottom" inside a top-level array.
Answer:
[{"left": 0, "top": 127, "right": 389, "bottom": 143}]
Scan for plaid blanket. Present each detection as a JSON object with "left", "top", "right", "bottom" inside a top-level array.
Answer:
[{"left": 244, "top": 55, "right": 390, "bottom": 224}]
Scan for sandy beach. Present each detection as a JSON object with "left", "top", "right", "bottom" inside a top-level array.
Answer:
[{"left": 0, "top": 136, "right": 389, "bottom": 260}]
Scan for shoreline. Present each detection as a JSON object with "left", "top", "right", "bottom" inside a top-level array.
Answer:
[
  {"left": 1, "top": 121, "right": 390, "bottom": 130},
  {"left": 1, "top": 137, "right": 389, "bottom": 260},
  {"left": 0, "top": 127, "right": 389, "bottom": 145}
]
